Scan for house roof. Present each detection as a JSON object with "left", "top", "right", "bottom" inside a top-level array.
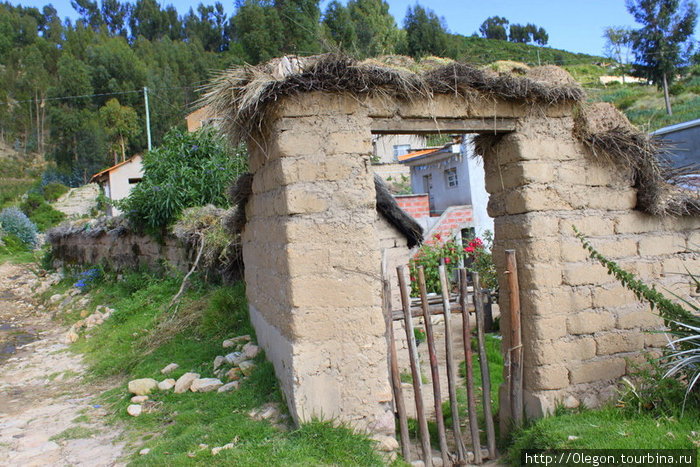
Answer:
[
  {"left": 396, "top": 147, "right": 442, "bottom": 162},
  {"left": 90, "top": 155, "right": 141, "bottom": 183},
  {"left": 651, "top": 118, "right": 700, "bottom": 136}
]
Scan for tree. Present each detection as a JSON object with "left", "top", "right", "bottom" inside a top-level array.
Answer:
[
  {"left": 184, "top": 3, "right": 229, "bottom": 52},
  {"left": 347, "top": 0, "right": 400, "bottom": 57},
  {"left": 479, "top": 16, "right": 508, "bottom": 41},
  {"left": 509, "top": 22, "right": 548, "bottom": 45},
  {"left": 275, "top": 0, "right": 321, "bottom": 55},
  {"left": 403, "top": 5, "right": 448, "bottom": 58},
  {"left": 231, "top": 0, "right": 283, "bottom": 64},
  {"left": 99, "top": 98, "right": 139, "bottom": 164},
  {"left": 508, "top": 24, "right": 528, "bottom": 43},
  {"left": 603, "top": 26, "right": 633, "bottom": 80},
  {"left": 321, "top": 1, "right": 357, "bottom": 51},
  {"left": 626, "top": 0, "right": 698, "bottom": 115}
]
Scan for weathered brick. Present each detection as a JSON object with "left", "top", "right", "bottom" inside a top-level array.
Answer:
[
  {"left": 618, "top": 309, "right": 664, "bottom": 330},
  {"left": 592, "top": 286, "right": 636, "bottom": 309},
  {"left": 560, "top": 239, "right": 590, "bottom": 263},
  {"left": 523, "top": 315, "right": 568, "bottom": 340},
  {"left": 525, "top": 364, "right": 569, "bottom": 390},
  {"left": 562, "top": 262, "right": 609, "bottom": 286},
  {"left": 614, "top": 213, "right": 665, "bottom": 234},
  {"left": 561, "top": 217, "right": 615, "bottom": 237},
  {"left": 519, "top": 264, "right": 563, "bottom": 289},
  {"left": 596, "top": 332, "right": 645, "bottom": 355},
  {"left": 505, "top": 186, "right": 571, "bottom": 214},
  {"left": 569, "top": 358, "right": 626, "bottom": 384},
  {"left": 494, "top": 215, "right": 560, "bottom": 240},
  {"left": 527, "top": 337, "right": 596, "bottom": 366},
  {"left": 638, "top": 234, "right": 686, "bottom": 257},
  {"left": 567, "top": 310, "right": 615, "bottom": 335},
  {"left": 644, "top": 332, "right": 669, "bottom": 348},
  {"left": 520, "top": 288, "right": 592, "bottom": 316},
  {"left": 593, "top": 238, "right": 638, "bottom": 259}
]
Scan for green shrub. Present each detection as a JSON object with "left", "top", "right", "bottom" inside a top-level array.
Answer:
[
  {"left": 118, "top": 127, "right": 248, "bottom": 236},
  {"left": 20, "top": 193, "right": 66, "bottom": 231},
  {"left": 42, "top": 182, "right": 69, "bottom": 202},
  {"left": 0, "top": 233, "right": 31, "bottom": 254},
  {"left": 0, "top": 207, "right": 38, "bottom": 247}
]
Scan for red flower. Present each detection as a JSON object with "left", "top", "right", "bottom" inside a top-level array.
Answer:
[
  {"left": 435, "top": 233, "right": 442, "bottom": 241},
  {"left": 444, "top": 257, "right": 451, "bottom": 264},
  {"left": 475, "top": 237, "right": 483, "bottom": 246},
  {"left": 465, "top": 245, "right": 474, "bottom": 253}
]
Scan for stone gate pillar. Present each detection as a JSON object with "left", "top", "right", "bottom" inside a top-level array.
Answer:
[{"left": 241, "top": 93, "right": 394, "bottom": 434}]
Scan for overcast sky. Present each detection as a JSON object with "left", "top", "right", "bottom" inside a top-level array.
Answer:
[{"left": 15, "top": 0, "right": 700, "bottom": 57}]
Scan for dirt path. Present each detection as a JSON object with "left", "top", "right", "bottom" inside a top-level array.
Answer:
[{"left": 0, "top": 262, "right": 126, "bottom": 466}]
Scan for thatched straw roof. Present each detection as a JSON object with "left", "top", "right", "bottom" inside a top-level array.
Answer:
[
  {"left": 575, "top": 103, "right": 700, "bottom": 217},
  {"left": 202, "top": 53, "right": 585, "bottom": 145}
]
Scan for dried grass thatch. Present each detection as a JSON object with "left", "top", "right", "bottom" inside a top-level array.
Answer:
[
  {"left": 173, "top": 205, "right": 243, "bottom": 283},
  {"left": 46, "top": 216, "right": 132, "bottom": 243},
  {"left": 575, "top": 103, "right": 700, "bottom": 216},
  {"left": 202, "top": 53, "right": 585, "bottom": 146}
]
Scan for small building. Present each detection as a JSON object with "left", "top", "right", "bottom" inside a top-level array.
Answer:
[
  {"left": 371, "top": 134, "right": 425, "bottom": 187},
  {"left": 90, "top": 155, "right": 143, "bottom": 216},
  {"left": 651, "top": 118, "right": 700, "bottom": 171},
  {"left": 398, "top": 135, "right": 493, "bottom": 239}
]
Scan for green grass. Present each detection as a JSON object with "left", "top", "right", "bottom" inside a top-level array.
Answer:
[
  {"left": 58, "top": 269, "right": 385, "bottom": 466},
  {"left": 505, "top": 406, "right": 700, "bottom": 465},
  {"left": 49, "top": 426, "right": 97, "bottom": 442},
  {"left": 0, "top": 234, "right": 37, "bottom": 264}
]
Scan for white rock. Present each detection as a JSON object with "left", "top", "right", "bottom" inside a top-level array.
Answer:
[
  {"left": 139, "top": 448, "right": 150, "bottom": 456},
  {"left": 224, "top": 352, "right": 245, "bottom": 365},
  {"left": 49, "top": 294, "right": 62, "bottom": 304},
  {"left": 211, "top": 443, "right": 235, "bottom": 456},
  {"left": 372, "top": 435, "right": 399, "bottom": 452},
  {"left": 213, "top": 356, "right": 226, "bottom": 370},
  {"left": 190, "top": 378, "right": 223, "bottom": 393},
  {"left": 242, "top": 343, "right": 260, "bottom": 359},
  {"left": 226, "top": 367, "right": 241, "bottom": 381},
  {"left": 64, "top": 328, "right": 79, "bottom": 344},
  {"left": 128, "top": 378, "right": 158, "bottom": 395},
  {"left": 222, "top": 339, "right": 235, "bottom": 348},
  {"left": 217, "top": 381, "right": 240, "bottom": 393},
  {"left": 174, "top": 373, "right": 200, "bottom": 393},
  {"left": 131, "top": 395, "right": 149, "bottom": 403},
  {"left": 160, "top": 363, "right": 179, "bottom": 374},
  {"left": 158, "top": 379, "right": 176, "bottom": 391},
  {"left": 127, "top": 405, "right": 142, "bottom": 417},
  {"left": 238, "top": 360, "right": 256, "bottom": 376}
]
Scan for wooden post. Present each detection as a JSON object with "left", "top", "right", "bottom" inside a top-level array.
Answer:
[
  {"left": 473, "top": 272, "right": 497, "bottom": 459},
  {"left": 397, "top": 266, "right": 432, "bottom": 467},
  {"left": 439, "top": 264, "right": 467, "bottom": 462},
  {"left": 459, "top": 269, "right": 482, "bottom": 464},
  {"left": 417, "top": 267, "right": 450, "bottom": 467},
  {"left": 505, "top": 250, "right": 523, "bottom": 428},
  {"left": 384, "top": 278, "right": 411, "bottom": 460}
]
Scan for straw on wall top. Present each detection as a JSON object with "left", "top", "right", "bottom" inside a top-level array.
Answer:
[{"left": 201, "top": 53, "right": 585, "bottom": 146}]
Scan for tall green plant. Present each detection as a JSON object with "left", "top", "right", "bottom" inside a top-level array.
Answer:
[
  {"left": 118, "top": 127, "right": 248, "bottom": 236},
  {"left": 574, "top": 226, "right": 700, "bottom": 407}
]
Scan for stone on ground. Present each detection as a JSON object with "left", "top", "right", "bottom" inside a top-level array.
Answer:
[
  {"left": 238, "top": 360, "right": 256, "bottom": 376},
  {"left": 130, "top": 395, "right": 149, "bottom": 404},
  {"left": 158, "top": 378, "right": 176, "bottom": 391},
  {"left": 127, "top": 378, "right": 158, "bottom": 395},
  {"left": 190, "top": 378, "right": 223, "bottom": 393},
  {"left": 127, "top": 405, "right": 142, "bottom": 417},
  {"left": 217, "top": 381, "right": 240, "bottom": 393},
  {"left": 173, "top": 373, "right": 200, "bottom": 393},
  {"left": 242, "top": 342, "right": 260, "bottom": 359},
  {"left": 160, "top": 363, "right": 179, "bottom": 374}
]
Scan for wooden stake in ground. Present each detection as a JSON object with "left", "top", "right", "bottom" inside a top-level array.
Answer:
[
  {"left": 506, "top": 250, "right": 523, "bottom": 428},
  {"left": 473, "top": 272, "right": 497, "bottom": 459},
  {"left": 417, "top": 267, "right": 450, "bottom": 467},
  {"left": 383, "top": 277, "right": 411, "bottom": 460},
  {"left": 460, "top": 269, "right": 482, "bottom": 464},
  {"left": 397, "top": 266, "right": 432, "bottom": 467},
  {"left": 438, "top": 264, "right": 467, "bottom": 463}
]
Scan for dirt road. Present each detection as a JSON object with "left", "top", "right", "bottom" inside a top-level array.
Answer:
[{"left": 0, "top": 262, "right": 126, "bottom": 466}]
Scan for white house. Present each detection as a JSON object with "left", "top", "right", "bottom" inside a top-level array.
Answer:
[{"left": 90, "top": 155, "right": 143, "bottom": 216}]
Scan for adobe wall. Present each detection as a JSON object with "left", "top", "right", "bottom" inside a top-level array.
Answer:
[
  {"left": 49, "top": 230, "right": 188, "bottom": 272},
  {"left": 240, "top": 89, "right": 699, "bottom": 434},
  {"left": 481, "top": 113, "right": 700, "bottom": 423},
  {"left": 241, "top": 94, "right": 395, "bottom": 434}
]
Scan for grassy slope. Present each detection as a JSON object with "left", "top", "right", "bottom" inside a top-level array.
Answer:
[{"left": 56, "top": 270, "right": 385, "bottom": 466}]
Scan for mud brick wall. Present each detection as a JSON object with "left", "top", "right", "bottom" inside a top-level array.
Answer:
[
  {"left": 242, "top": 94, "right": 395, "bottom": 435},
  {"left": 482, "top": 113, "right": 700, "bottom": 424},
  {"left": 49, "top": 231, "right": 188, "bottom": 272}
]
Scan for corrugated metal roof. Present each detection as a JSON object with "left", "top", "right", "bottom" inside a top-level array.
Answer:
[{"left": 651, "top": 118, "right": 700, "bottom": 136}]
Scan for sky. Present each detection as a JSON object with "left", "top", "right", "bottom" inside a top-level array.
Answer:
[{"left": 14, "top": 0, "right": 700, "bottom": 57}]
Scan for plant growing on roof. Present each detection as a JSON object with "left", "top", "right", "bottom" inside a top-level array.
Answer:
[{"left": 118, "top": 127, "right": 248, "bottom": 237}]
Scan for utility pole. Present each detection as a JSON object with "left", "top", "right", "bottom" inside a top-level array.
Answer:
[{"left": 144, "top": 87, "right": 152, "bottom": 151}]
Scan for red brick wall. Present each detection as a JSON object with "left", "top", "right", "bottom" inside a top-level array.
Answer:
[
  {"left": 425, "top": 206, "right": 473, "bottom": 244},
  {"left": 395, "top": 194, "right": 430, "bottom": 219}
]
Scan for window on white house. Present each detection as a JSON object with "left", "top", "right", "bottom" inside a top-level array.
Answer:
[
  {"left": 393, "top": 144, "right": 411, "bottom": 160},
  {"left": 445, "top": 167, "right": 458, "bottom": 188}
]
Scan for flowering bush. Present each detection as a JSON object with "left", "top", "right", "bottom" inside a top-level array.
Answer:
[
  {"left": 409, "top": 231, "right": 497, "bottom": 295},
  {"left": 73, "top": 268, "right": 102, "bottom": 292},
  {"left": 0, "top": 207, "right": 38, "bottom": 247}
]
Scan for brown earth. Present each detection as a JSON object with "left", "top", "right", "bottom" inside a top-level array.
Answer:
[{"left": 0, "top": 262, "right": 125, "bottom": 466}]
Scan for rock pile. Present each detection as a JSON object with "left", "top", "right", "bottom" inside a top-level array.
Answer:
[{"left": 125, "top": 335, "right": 260, "bottom": 417}]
